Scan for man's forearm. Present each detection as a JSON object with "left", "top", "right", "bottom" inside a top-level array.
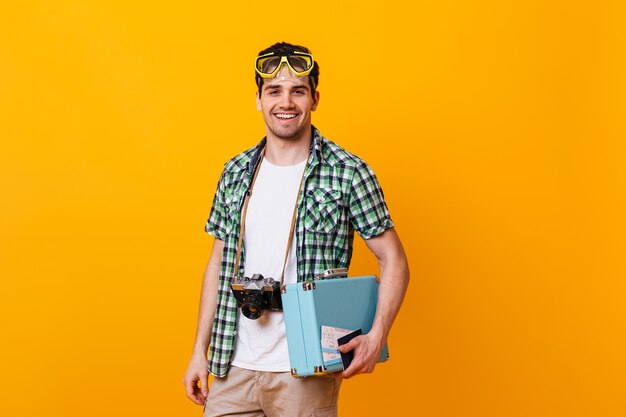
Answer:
[
  {"left": 371, "top": 254, "right": 410, "bottom": 343},
  {"left": 191, "top": 238, "right": 224, "bottom": 357},
  {"left": 367, "top": 228, "right": 410, "bottom": 343},
  {"left": 339, "top": 228, "right": 409, "bottom": 378}
]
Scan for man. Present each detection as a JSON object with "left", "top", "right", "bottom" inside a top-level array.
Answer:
[{"left": 183, "top": 42, "right": 409, "bottom": 417}]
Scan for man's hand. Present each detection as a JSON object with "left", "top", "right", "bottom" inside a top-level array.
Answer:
[
  {"left": 182, "top": 354, "right": 209, "bottom": 405},
  {"left": 337, "top": 332, "right": 385, "bottom": 379}
]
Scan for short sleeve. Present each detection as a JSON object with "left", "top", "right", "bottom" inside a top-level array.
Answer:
[
  {"left": 348, "top": 162, "right": 394, "bottom": 239},
  {"left": 204, "top": 170, "right": 229, "bottom": 240}
]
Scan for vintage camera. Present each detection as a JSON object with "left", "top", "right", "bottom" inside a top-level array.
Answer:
[{"left": 230, "top": 274, "right": 283, "bottom": 320}]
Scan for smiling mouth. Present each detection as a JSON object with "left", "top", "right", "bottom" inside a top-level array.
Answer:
[{"left": 273, "top": 113, "right": 298, "bottom": 120}]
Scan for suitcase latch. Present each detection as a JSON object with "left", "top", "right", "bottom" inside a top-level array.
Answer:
[{"left": 313, "top": 365, "right": 328, "bottom": 375}]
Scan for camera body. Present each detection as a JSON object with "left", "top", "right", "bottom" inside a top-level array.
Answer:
[{"left": 230, "top": 274, "right": 283, "bottom": 320}]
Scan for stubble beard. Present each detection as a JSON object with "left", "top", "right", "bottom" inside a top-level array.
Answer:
[
  {"left": 267, "top": 117, "right": 309, "bottom": 141},
  {"left": 271, "top": 125, "right": 305, "bottom": 141}
]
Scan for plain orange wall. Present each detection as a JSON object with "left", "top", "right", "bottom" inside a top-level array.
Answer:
[{"left": 1, "top": 1, "right": 625, "bottom": 416}]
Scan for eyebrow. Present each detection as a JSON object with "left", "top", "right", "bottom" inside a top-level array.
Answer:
[{"left": 264, "top": 83, "right": 310, "bottom": 91}]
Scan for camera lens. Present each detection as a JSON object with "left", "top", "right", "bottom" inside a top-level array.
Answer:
[{"left": 241, "top": 300, "right": 264, "bottom": 320}]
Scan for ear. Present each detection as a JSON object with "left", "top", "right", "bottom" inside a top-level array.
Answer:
[
  {"left": 311, "top": 90, "right": 320, "bottom": 111},
  {"left": 256, "top": 91, "right": 262, "bottom": 111}
]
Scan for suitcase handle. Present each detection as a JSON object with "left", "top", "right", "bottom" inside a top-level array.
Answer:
[{"left": 313, "top": 268, "right": 348, "bottom": 280}]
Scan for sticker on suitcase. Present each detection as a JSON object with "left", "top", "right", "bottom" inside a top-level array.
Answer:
[{"left": 321, "top": 325, "right": 355, "bottom": 367}]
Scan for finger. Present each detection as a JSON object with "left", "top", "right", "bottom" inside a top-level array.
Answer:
[
  {"left": 338, "top": 337, "right": 360, "bottom": 353},
  {"left": 191, "top": 386, "right": 204, "bottom": 405},
  {"left": 199, "top": 372, "right": 209, "bottom": 399},
  {"left": 187, "top": 388, "right": 203, "bottom": 405},
  {"left": 341, "top": 365, "right": 356, "bottom": 379},
  {"left": 341, "top": 356, "right": 364, "bottom": 379},
  {"left": 183, "top": 376, "right": 195, "bottom": 398}
]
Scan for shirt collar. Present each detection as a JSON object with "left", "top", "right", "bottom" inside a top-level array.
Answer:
[{"left": 247, "top": 125, "right": 324, "bottom": 175}]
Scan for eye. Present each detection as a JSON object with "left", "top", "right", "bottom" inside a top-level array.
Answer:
[
  {"left": 293, "top": 89, "right": 305, "bottom": 95},
  {"left": 268, "top": 89, "right": 280, "bottom": 95}
]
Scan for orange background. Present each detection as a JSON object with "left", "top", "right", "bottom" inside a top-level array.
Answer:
[{"left": 1, "top": 1, "right": 625, "bottom": 416}]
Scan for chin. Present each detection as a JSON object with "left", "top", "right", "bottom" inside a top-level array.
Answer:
[{"left": 272, "top": 126, "right": 306, "bottom": 141}]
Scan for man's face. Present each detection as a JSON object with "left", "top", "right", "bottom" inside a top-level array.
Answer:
[{"left": 256, "top": 66, "right": 319, "bottom": 141}]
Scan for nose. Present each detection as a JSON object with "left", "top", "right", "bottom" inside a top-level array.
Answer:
[{"left": 278, "top": 90, "right": 294, "bottom": 108}]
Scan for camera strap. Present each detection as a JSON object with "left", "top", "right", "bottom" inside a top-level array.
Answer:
[{"left": 233, "top": 146, "right": 309, "bottom": 286}]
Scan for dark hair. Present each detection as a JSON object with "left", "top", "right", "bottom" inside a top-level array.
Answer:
[{"left": 255, "top": 42, "right": 320, "bottom": 95}]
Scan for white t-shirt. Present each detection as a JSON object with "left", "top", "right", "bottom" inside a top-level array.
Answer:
[{"left": 231, "top": 157, "right": 306, "bottom": 372}]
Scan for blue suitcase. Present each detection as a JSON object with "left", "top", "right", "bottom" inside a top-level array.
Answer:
[{"left": 281, "top": 275, "right": 390, "bottom": 377}]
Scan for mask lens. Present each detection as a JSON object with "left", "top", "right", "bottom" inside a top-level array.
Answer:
[
  {"left": 257, "top": 56, "right": 282, "bottom": 75},
  {"left": 287, "top": 54, "right": 312, "bottom": 73}
]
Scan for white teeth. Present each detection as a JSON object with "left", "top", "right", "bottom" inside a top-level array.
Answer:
[{"left": 275, "top": 113, "right": 297, "bottom": 119}]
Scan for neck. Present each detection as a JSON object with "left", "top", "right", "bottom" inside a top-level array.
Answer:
[{"left": 264, "top": 129, "right": 312, "bottom": 166}]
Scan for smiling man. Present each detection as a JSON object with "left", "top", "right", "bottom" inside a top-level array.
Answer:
[{"left": 183, "top": 42, "right": 409, "bottom": 417}]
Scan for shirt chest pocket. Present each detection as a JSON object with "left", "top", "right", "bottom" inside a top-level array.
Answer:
[
  {"left": 223, "top": 186, "right": 246, "bottom": 236},
  {"left": 303, "top": 188, "right": 343, "bottom": 234}
]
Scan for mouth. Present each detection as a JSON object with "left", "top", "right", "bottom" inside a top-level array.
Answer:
[{"left": 273, "top": 112, "right": 299, "bottom": 122}]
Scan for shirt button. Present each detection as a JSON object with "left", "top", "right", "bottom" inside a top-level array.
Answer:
[{"left": 233, "top": 330, "right": 238, "bottom": 335}]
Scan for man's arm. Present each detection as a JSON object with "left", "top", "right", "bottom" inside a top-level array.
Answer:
[
  {"left": 182, "top": 238, "right": 224, "bottom": 405},
  {"left": 339, "top": 227, "right": 410, "bottom": 378}
]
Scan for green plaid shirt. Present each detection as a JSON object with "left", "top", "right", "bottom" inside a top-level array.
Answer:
[{"left": 204, "top": 127, "right": 393, "bottom": 377}]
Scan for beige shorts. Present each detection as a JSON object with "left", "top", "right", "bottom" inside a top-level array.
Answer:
[{"left": 203, "top": 366, "right": 341, "bottom": 417}]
